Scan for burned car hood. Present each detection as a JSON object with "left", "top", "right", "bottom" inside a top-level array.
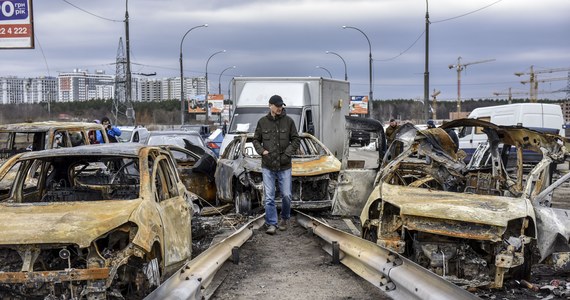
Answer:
[
  {"left": 0, "top": 200, "right": 142, "bottom": 248},
  {"left": 293, "top": 155, "right": 341, "bottom": 176},
  {"left": 381, "top": 183, "right": 535, "bottom": 228},
  {"left": 238, "top": 155, "right": 340, "bottom": 176}
]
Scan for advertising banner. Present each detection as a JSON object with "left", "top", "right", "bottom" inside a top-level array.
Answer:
[
  {"left": 188, "top": 94, "right": 224, "bottom": 114},
  {"left": 208, "top": 94, "right": 224, "bottom": 114},
  {"left": 0, "top": 0, "right": 34, "bottom": 49},
  {"left": 349, "top": 95, "right": 368, "bottom": 115}
]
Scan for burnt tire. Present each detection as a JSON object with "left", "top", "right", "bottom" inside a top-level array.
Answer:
[
  {"left": 362, "top": 225, "right": 378, "bottom": 243},
  {"left": 234, "top": 188, "right": 252, "bottom": 216}
]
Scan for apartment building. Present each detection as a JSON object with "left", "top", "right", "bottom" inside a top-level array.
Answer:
[
  {"left": 0, "top": 76, "right": 58, "bottom": 105},
  {"left": 1, "top": 72, "right": 208, "bottom": 104}
]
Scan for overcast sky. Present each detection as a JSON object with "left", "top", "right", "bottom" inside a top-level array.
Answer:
[{"left": 2, "top": 0, "right": 569, "bottom": 101}]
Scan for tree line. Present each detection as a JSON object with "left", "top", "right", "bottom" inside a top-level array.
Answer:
[{"left": 0, "top": 98, "right": 563, "bottom": 125}]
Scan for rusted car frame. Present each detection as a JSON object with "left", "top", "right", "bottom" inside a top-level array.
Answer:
[
  {"left": 331, "top": 116, "right": 386, "bottom": 216},
  {"left": 160, "top": 144, "right": 217, "bottom": 207},
  {"left": 0, "top": 121, "right": 109, "bottom": 165},
  {"left": 0, "top": 144, "right": 196, "bottom": 299},
  {"left": 215, "top": 133, "right": 341, "bottom": 214},
  {"left": 358, "top": 119, "right": 570, "bottom": 289}
]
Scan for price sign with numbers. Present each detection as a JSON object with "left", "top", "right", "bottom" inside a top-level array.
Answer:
[{"left": 0, "top": 0, "right": 34, "bottom": 49}]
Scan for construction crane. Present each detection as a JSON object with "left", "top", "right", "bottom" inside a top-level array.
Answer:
[
  {"left": 515, "top": 66, "right": 570, "bottom": 103},
  {"left": 492, "top": 88, "right": 528, "bottom": 104},
  {"left": 431, "top": 89, "right": 441, "bottom": 120},
  {"left": 449, "top": 56, "right": 495, "bottom": 114}
]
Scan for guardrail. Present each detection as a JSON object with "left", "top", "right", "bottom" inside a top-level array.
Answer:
[
  {"left": 145, "top": 214, "right": 265, "bottom": 300},
  {"left": 147, "top": 211, "right": 479, "bottom": 300},
  {"left": 296, "top": 211, "right": 480, "bottom": 300}
]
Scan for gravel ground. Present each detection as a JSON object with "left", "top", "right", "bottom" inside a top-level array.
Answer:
[{"left": 205, "top": 214, "right": 391, "bottom": 300}]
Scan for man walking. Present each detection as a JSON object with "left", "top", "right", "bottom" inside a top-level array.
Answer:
[{"left": 252, "top": 95, "right": 300, "bottom": 235}]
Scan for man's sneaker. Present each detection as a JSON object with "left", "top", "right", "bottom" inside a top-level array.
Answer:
[
  {"left": 265, "top": 225, "right": 277, "bottom": 235},
  {"left": 278, "top": 219, "right": 289, "bottom": 231}
]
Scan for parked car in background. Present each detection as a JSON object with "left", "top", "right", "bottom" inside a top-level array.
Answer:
[
  {"left": 181, "top": 124, "right": 211, "bottom": 140},
  {"left": 144, "top": 130, "right": 215, "bottom": 157},
  {"left": 116, "top": 125, "right": 140, "bottom": 142},
  {"left": 0, "top": 121, "right": 108, "bottom": 165},
  {"left": 206, "top": 128, "right": 224, "bottom": 157},
  {"left": 0, "top": 144, "right": 197, "bottom": 299},
  {"left": 215, "top": 133, "right": 341, "bottom": 214}
]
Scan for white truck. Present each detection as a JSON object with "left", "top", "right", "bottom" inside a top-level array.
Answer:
[{"left": 221, "top": 77, "right": 350, "bottom": 158}]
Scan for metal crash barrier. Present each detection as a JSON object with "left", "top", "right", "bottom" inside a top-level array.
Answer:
[
  {"left": 295, "top": 211, "right": 480, "bottom": 300},
  {"left": 145, "top": 214, "right": 265, "bottom": 300}
]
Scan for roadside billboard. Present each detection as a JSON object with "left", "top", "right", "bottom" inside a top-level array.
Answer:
[
  {"left": 349, "top": 95, "right": 368, "bottom": 115},
  {"left": 188, "top": 94, "right": 224, "bottom": 115},
  {"left": 0, "top": 0, "right": 34, "bottom": 49}
]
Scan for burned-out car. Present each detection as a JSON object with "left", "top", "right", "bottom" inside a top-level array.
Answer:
[
  {"left": 0, "top": 121, "right": 109, "bottom": 165},
  {"left": 356, "top": 119, "right": 570, "bottom": 288},
  {"left": 161, "top": 144, "right": 217, "bottom": 207},
  {"left": 0, "top": 144, "right": 197, "bottom": 299},
  {"left": 215, "top": 133, "right": 341, "bottom": 214}
]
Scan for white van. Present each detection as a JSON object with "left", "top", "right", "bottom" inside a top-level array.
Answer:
[{"left": 458, "top": 103, "right": 564, "bottom": 160}]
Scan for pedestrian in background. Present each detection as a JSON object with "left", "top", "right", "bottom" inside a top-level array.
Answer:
[
  {"left": 252, "top": 95, "right": 301, "bottom": 235},
  {"left": 385, "top": 118, "right": 399, "bottom": 146},
  {"left": 97, "top": 116, "right": 121, "bottom": 143},
  {"left": 385, "top": 118, "right": 400, "bottom": 160}
]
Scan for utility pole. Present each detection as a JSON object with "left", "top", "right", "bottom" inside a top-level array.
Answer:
[
  {"left": 124, "top": 0, "right": 134, "bottom": 125},
  {"left": 423, "top": 0, "right": 430, "bottom": 123},
  {"left": 113, "top": 1, "right": 135, "bottom": 125},
  {"left": 448, "top": 57, "right": 495, "bottom": 115}
]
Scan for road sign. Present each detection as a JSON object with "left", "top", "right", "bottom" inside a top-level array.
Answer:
[{"left": 0, "top": 0, "right": 34, "bottom": 49}]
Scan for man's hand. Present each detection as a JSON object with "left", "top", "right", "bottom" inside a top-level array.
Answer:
[{"left": 262, "top": 150, "right": 269, "bottom": 156}]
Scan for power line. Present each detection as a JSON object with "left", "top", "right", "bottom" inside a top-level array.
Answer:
[
  {"left": 377, "top": 30, "right": 425, "bottom": 62},
  {"left": 60, "top": 0, "right": 122, "bottom": 22},
  {"left": 376, "top": 0, "right": 505, "bottom": 63},
  {"left": 34, "top": 34, "right": 51, "bottom": 77},
  {"left": 432, "top": 0, "right": 504, "bottom": 23}
]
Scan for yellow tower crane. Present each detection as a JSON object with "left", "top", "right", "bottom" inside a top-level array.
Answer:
[
  {"left": 492, "top": 88, "right": 528, "bottom": 104},
  {"left": 449, "top": 57, "right": 495, "bottom": 114},
  {"left": 514, "top": 66, "right": 570, "bottom": 103},
  {"left": 431, "top": 89, "right": 441, "bottom": 120}
]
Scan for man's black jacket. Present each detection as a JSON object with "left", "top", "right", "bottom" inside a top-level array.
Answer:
[{"left": 252, "top": 111, "right": 301, "bottom": 171}]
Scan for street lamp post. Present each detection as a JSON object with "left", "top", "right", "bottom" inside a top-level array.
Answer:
[
  {"left": 179, "top": 24, "right": 207, "bottom": 125},
  {"left": 342, "top": 25, "right": 373, "bottom": 118},
  {"left": 423, "top": 0, "right": 430, "bottom": 123},
  {"left": 326, "top": 51, "right": 347, "bottom": 81},
  {"left": 218, "top": 66, "right": 236, "bottom": 94},
  {"left": 315, "top": 66, "right": 333, "bottom": 78},
  {"left": 205, "top": 50, "right": 226, "bottom": 123}
]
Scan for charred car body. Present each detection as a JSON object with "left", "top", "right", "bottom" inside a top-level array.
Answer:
[
  {"left": 161, "top": 144, "right": 217, "bottom": 207},
  {"left": 0, "top": 121, "right": 109, "bottom": 165},
  {"left": 0, "top": 144, "right": 196, "bottom": 299},
  {"left": 358, "top": 119, "right": 570, "bottom": 288},
  {"left": 215, "top": 133, "right": 341, "bottom": 214}
]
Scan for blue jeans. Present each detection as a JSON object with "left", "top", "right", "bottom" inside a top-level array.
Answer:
[{"left": 262, "top": 167, "right": 292, "bottom": 226}]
